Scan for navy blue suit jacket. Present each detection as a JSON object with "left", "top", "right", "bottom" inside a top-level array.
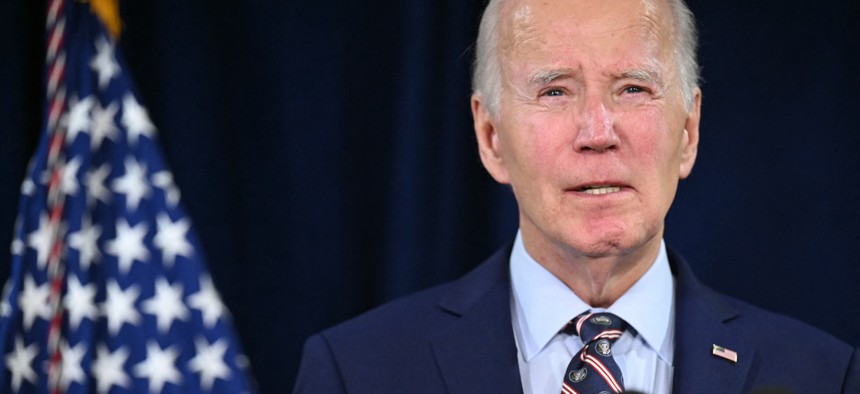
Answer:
[{"left": 294, "top": 244, "right": 860, "bottom": 393}]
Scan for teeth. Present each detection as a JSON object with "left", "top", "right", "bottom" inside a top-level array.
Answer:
[{"left": 582, "top": 186, "right": 622, "bottom": 195}]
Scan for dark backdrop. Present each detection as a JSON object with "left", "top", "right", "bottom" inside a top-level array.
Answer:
[{"left": 2, "top": 1, "right": 859, "bottom": 392}]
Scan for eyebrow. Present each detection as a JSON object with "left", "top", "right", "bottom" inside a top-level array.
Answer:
[
  {"left": 618, "top": 68, "right": 664, "bottom": 86},
  {"left": 527, "top": 68, "right": 577, "bottom": 86},
  {"left": 527, "top": 67, "right": 665, "bottom": 87}
]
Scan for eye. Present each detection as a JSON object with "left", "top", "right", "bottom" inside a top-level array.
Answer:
[
  {"left": 541, "top": 88, "right": 565, "bottom": 97},
  {"left": 622, "top": 85, "right": 647, "bottom": 94}
]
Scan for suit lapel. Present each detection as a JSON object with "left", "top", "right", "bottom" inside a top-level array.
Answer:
[
  {"left": 429, "top": 244, "right": 759, "bottom": 393},
  {"left": 431, "top": 244, "right": 523, "bottom": 394},
  {"left": 669, "top": 249, "right": 755, "bottom": 394}
]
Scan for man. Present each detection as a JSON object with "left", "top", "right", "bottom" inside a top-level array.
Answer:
[{"left": 294, "top": 0, "right": 860, "bottom": 392}]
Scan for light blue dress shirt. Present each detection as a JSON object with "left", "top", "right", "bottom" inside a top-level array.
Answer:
[{"left": 510, "top": 231, "right": 675, "bottom": 394}]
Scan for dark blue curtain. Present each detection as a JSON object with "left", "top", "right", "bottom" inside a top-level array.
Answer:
[{"left": 2, "top": 1, "right": 858, "bottom": 391}]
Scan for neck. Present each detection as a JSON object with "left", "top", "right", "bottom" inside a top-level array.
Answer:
[{"left": 520, "top": 227, "right": 662, "bottom": 308}]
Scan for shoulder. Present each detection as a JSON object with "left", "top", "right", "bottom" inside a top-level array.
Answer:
[
  {"left": 722, "top": 293, "right": 850, "bottom": 351},
  {"left": 669, "top": 248, "right": 858, "bottom": 392},
  {"left": 295, "top": 244, "right": 515, "bottom": 393},
  {"left": 294, "top": 281, "right": 461, "bottom": 393},
  {"left": 321, "top": 280, "right": 459, "bottom": 350},
  {"left": 670, "top": 247, "right": 851, "bottom": 351},
  {"left": 721, "top": 293, "right": 859, "bottom": 392}
]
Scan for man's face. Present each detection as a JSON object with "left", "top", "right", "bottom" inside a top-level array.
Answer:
[{"left": 473, "top": 0, "right": 700, "bottom": 260}]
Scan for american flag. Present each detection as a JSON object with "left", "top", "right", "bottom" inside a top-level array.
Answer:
[
  {"left": 0, "top": 0, "right": 256, "bottom": 392},
  {"left": 712, "top": 344, "right": 738, "bottom": 364}
]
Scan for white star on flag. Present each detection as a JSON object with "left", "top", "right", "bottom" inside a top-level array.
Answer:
[
  {"left": 154, "top": 214, "right": 193, "bottom": 266},
  {"left": 59, "top": 340, "right": 88, "bottom": 391},
  {"left": 63, "top": 275, "right": 98, "bottom": 329},
  {"left": 4, "top": 337, "right": 38, "bottom": 391},
  {"left": 85, "top": 163, "right": 112, "bottom": 206},
  {"left": 152, "top": 171, "right": 181, "bottom": 207},
  {"left": 133, "top": 341, "right": 182, "bottom": 393},
  {"left": 89, "top": 100, "right": 119, "bottom": 149},
  {"left": 102, "top": 281, "right": 141, "bottom": 335},
  {"left": 60, "top": 156, "right": 83, "bottom": 196},
  {"left": 18, "top": 275, "right": 51, "bottom": 330},
  {"left": 92, "top": 344, "right": 131, "bottom": 393},
  {"left": 142, "top": 278, "right": 189, "bottom": 333},
  {"left": 122, "top": 93, "right": 157, "bottom": 145},
  {"left": 0, "top": 283, "right": 11, "bottom": 318},
  {"left": 188, "top": 275, "right": 227, "bottom": 328},
  {"left": 104, "top": 218, "right": 149, "bottom": 274},
  {"left": 112, "top": 157, "right": 151, "bottom": 212},
  {"left": 189, "top": 337, "right": 232, "bottom": 391},
  {"left": 10, "top": 238, "right": 24, "bottom": 257},
  {"left": 19, "top": 178, "right": 36, "bottom": 197},
  {"left": 90, "top": 35, "right": 119, "bottom": 89},
  {"left": 67, "top": 215, "right": 102, "bottom": 270},
  {"left": 25, "top": 214, "right": 53, "bottom": 270},
  {"left": 64, "top": 95, "right": 93, "bottom": 143}
]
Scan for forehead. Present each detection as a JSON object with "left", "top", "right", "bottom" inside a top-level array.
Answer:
[{"left": 499, "top": 0, "right": 674, "bottom": 73}]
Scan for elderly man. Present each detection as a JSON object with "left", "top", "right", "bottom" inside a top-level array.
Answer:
[{"left": 294, "top": 0, "right": 860, "bottom": 392}]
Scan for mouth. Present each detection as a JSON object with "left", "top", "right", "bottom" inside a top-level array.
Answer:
[{"left": 574, "top": 185, "right": 625, "bottom": 195}]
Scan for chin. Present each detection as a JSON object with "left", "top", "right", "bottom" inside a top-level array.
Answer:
[
  {"left": 568, "top": 238, "right": 631, "bottom": 258},
  {"left": 561, "top": 222, "right": 648, "bottom": 258}
]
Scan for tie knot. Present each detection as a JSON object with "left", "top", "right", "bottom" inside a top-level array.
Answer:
[{"left": 562, "top": 312, "right": 628, "bottom": 344}]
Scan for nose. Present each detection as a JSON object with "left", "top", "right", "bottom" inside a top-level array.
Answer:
[{"left": 573, "top": 97, "right": 620, "bottom": 153}]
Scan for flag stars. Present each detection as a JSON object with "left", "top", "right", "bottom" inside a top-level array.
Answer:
[
  {"left": 60, "top": 156, "right": 83, "bottom": 197},
  {"left": 105, "top": 218, "right": 149, "bottom": 274},
  {"left": 90, "top": 35, "right": 120, "bottom": 89},
  {"left": 18, "top": 275, "right": 51, "bottom": 329},
  {"left": 4, "top": 5, "right": 253, "bottom": 393},
  {"left": 142, "top": 279, "right": 189, "bottom": 333},
  {"left": 188, "top": 275, "right": 226, "bottom": 328},
  {"left": 92, "top": 344, "right": 131, "bottom": 393},
  {"left": 4, "top": 336, "right": 38, "bottom": 391},
  {"left": 64, "top": 275, "right": 98, "bottom": 329},
  {"left": 26, "top": 214, "right": 54, "bottom": 270},
  {"left": 20, "top": 178, "right": 36, "bottom": 196},
  {"left": 112, "top": 158, "right": 151, "bottom": 212},
  {"left": 122, "top": 93, "right": 157, "bottom": 145},
  {"left": 133, "top": 341, "right": 182, "bottom": 393},
  {"left": 154, "top": 214, "right": 193, "bottom": 267},
  {"left": 189, "top": 337, "right": 232, "bottom": 391},
  {"left": 102, "top": 281, "right": 141, "bottom": 335},
  {"left": 90, "top": 101, "right": 119, "bottom": 149},
  {"left": 152, "top": 171, "right": 181, "bottom": 207},
  {"left": 11, "top": 238, "right": 25, "bottom": 257},
  {"left": 64, "top": 95, "right": 94, "bottom": 144},
  {"left": 85, "top": 163, "right": 112, "bottom": 206},
  {"left": 67, "top": 216, "right": 102, "bottom": 270},
  {"left": 59, "top": 340, "right": 88, "bottom": 391}
]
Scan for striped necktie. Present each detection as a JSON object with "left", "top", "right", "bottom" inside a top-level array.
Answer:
[{"left": 560, "top": 312, "right": 629, "bottom": 394}]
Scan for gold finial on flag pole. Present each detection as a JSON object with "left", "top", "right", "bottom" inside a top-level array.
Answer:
[{"left": 86, "top": 0, "right": 122, "bottom": 38}]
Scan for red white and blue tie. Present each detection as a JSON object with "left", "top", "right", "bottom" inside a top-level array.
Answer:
[{"left": 560, "top": 312, "right": 629, "bottom": 394}]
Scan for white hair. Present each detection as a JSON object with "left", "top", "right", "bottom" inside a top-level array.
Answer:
[{"left": 472, "top": 0, "right": 700, "bottom": 115}]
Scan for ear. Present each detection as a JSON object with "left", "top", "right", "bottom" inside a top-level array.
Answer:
[
  {"left": 471, "top": 93, "right": 511, "bottom": 184},
  {"left": 678, "top": 88, "right": 701, "bottom": 179}
]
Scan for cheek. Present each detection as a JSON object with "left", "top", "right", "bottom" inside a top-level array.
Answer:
[
  {"left": 620, "top": 109, "right": 680, "bottom": 169},
  {"left": 503, "top": 112, "right": 573, "bottom": 178},
  {"left": 618, "top": 109, "right": 684, "bottom": 209}
]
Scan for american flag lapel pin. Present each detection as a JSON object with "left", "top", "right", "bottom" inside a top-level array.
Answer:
[{"left": 712, "top": 344, "right": 738, "bottom": 363}]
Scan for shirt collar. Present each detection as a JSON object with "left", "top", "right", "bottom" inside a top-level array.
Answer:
[{"left": 509, "top": 230, "right": 674, "bottom": 363}]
